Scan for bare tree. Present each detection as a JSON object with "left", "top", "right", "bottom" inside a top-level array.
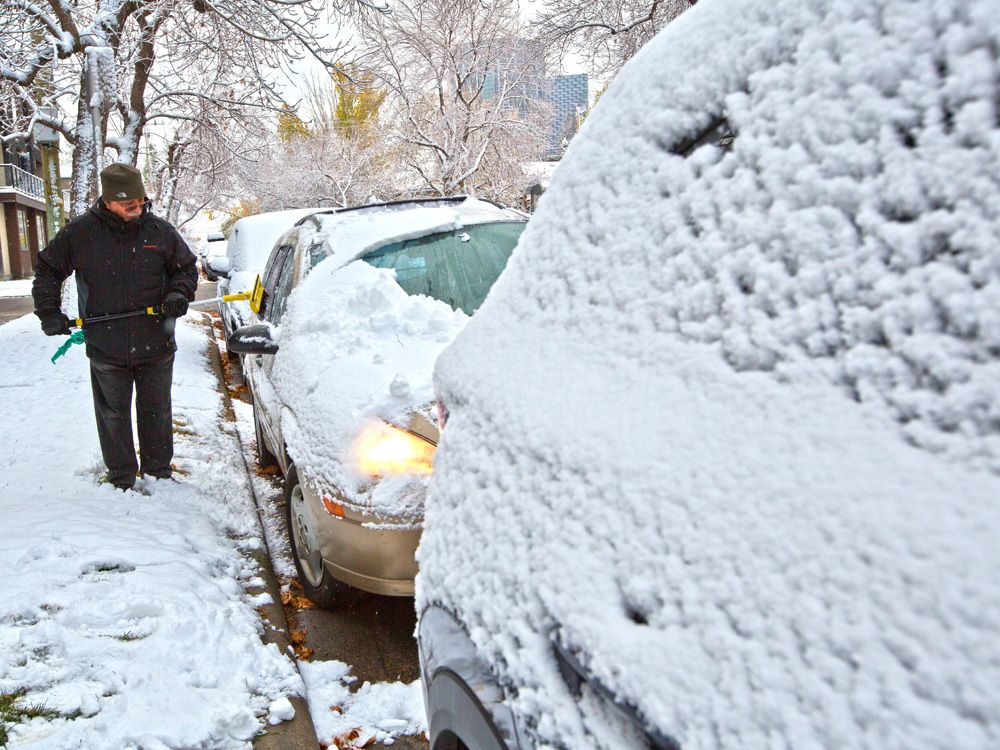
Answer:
[
  {"left": 0, "top": 0, "right": 363, "bottom": 216},
  {"left": 233, "top": 70, "right": 400, "bottom": 210},
  {"left": 535, "top": 0, "right": 697, "bottom": 76},
  {"left": 356, "top": 0, "right": 551, "bottom": 205}
]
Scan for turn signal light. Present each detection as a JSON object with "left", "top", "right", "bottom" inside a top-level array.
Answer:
[{"left": 322, "top": 497, "right": 345, "bottom": 517}]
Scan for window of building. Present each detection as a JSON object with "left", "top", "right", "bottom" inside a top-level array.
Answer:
[
  {"left": 16, "top": 209, "right": 29, "bottom": 254},
  {"left": 35, "top": 213, "right": 47, "bottom": 249}
]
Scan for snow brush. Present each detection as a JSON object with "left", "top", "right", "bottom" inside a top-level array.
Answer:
[
  {"left": 186, "top": 274, "right": 265, "bottom": 316},
  {"left": 51, "top": 276, "right": 265, "bottom": 364},
  {"left": 65, "top": 274, "right": 265, "bottom": 328}
]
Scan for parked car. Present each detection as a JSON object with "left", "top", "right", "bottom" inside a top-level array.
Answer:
[
  {"left": 417, "top": 0, "right": 1000, "bottom": 749},
  {"left": 199, "top": 231, "right": 228, "bottom": 281},
  {"left": 212, "top": 208, "right": 322, "bottom": 356},
  {"left": 228, "top": 197, "right": 527, "bottom": 607}
]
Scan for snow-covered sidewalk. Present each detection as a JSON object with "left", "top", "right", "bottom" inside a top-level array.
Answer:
[{"left": 0, "top": 313, "right": 424, "bottom": 748}]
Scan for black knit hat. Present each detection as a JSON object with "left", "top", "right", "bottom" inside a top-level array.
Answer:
[{"left": 100, "top": 163, "right": 145, "bottom": 202}]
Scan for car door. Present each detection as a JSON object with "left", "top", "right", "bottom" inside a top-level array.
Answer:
[
  {"left": 247, "top": 243, "right": 294, "bottom": 465},
  {"left": 253, "top": 242, "right": 304, "bottom": 474}
]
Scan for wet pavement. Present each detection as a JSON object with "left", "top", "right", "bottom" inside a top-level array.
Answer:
[{"left": 0, "top": 295, "right": 33, "bottom": 325}]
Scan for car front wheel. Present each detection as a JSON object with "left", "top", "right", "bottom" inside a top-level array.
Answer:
[{"left": 285, "top": 464, "right": 351, "bottom": 608}]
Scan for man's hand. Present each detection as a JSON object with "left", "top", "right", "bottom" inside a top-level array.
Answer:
[
  {"left": 161, "top": 293, "right": 189, "bottom": 318},
  {"left": 40, "top": 312, "right": 71, "bottom": 336}
]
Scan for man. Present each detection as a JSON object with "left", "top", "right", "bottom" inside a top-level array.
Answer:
[{"left": 33, "top": 163, "right": 198, "bottom": 491}]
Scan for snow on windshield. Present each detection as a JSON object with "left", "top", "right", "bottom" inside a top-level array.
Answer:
[
  {"left": 271, "top": 260, "right": 467, "bottom": 520},
  {"left": 421, "top": 0, "right": 1000, "bottom": 748}
]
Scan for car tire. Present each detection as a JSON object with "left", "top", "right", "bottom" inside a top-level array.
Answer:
[
  {"left": 285, "top": 463, "right": 351, "bottom": 608},
  {"left": 252, "top": 394, "right": 279, "bottom": 469}
]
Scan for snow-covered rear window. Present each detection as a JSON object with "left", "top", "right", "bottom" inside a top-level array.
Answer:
[{"left": 361, "top": 222, "right": 525, "bottom": 314}]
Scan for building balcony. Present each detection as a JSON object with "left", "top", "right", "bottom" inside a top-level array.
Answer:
[{"left": 0, "top": 163, "right": 45, "bottom": 201}]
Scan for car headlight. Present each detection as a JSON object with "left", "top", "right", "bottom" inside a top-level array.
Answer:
[{"left": 352, "top": 420, "right": 436, "bottom": 477}]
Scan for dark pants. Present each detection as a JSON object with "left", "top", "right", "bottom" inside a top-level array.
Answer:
[{"left": 89, "top": 353, "right": 175, "bottom": 488}]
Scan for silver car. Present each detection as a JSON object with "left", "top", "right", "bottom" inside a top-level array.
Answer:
[{"left": 229, "top": 197, "right": 527, "bottom": 607}]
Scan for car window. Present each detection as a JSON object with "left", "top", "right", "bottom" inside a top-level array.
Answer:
[
  {"left": 262, "top": 245, "right": 290, "bottom": 294},
  {"left": 361, "top": 221, "right": 525, "bottom": 314},
  {"left": 266, "top": 247, "right": 299, "bottom": 324},
  {"left": 307, "top": 242, "right": 328, "bottom": 270}
]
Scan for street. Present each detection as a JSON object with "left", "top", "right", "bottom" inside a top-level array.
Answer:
[{"left": 0, "top": 295, "right": 32, "bottom": 326}]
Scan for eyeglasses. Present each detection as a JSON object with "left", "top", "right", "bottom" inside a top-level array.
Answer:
[{"left": 112, "top": 199, "right": 144, "bottom": 209}]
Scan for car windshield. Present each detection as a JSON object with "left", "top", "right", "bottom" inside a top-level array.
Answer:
[{"left": 360, "top": 221, "right": 525, "bottom": 314}]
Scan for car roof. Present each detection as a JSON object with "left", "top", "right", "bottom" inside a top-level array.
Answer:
[{"left": 292, "top": 195, "right": 513, "bottom": 228}]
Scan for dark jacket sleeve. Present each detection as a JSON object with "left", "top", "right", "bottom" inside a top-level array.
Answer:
[
  {"left": 164, "top": 226, "right": 199, "bottom": 301},
  {"left": 32, "top": 226, "right": 73, "bottom": 319}
]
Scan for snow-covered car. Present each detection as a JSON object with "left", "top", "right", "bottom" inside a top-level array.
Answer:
[
  {"left": 215, "top": 208, "right": 322, "bottom": 356},
  {"left": 417, "top": 1, "right": 1000, "bottom": 749},
  {"left": 199, "top": 231, "right": 228, "bottom": 281},
  {"left": 227, "top": 197, "right": 527, "bottom": 607}
]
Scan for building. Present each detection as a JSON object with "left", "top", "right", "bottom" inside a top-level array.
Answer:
[
  {"left": 543, "top": 73, "right": 589, "bottom": 161},
  {"left": 0, "top": 136, "right": 49, "bottom": 280}
]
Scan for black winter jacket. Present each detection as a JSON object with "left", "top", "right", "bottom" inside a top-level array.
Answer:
[{"left": 33, "top": 201, "right": 198, "bottom": 365}]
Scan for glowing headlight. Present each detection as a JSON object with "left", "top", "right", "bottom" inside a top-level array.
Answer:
[{"left": 353, "top": 421, "right": 436, "bottom": 477}]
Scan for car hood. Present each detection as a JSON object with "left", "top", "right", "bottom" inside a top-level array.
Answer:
[{"left": 270, "top": 260, "right": 466, "bottom": 520}]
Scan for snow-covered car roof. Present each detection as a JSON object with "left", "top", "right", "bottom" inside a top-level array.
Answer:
[
  {"left": 421, "top": 0, "right": 1000, "bottom": 748},
  {"left": 227, "top": 208, "right": 323, "bottom": 273}
]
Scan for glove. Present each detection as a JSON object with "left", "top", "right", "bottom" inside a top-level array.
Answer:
[
  {"left": 40, "top": 312, "right": 71, "bottom": 336},
  {"left": 161, "top": 293, "right": 189, "bottom": 318}
]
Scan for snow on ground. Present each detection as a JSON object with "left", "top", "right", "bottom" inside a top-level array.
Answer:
[
  {"left": 0, "top": 312, "right": 424, "bottom": 747},
  {"left": 0, "top": 279, "right": 33, "bottom": 298},
  {"left": 299, "top": 661, "right": 424, "bottom": 747},
  {"left": 0, "top": 313, "right": 300, "bottom": 748},
  {"left": 229, "top": 398, "right": 296, "bottom": 582}
]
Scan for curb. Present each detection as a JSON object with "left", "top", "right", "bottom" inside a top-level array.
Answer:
[{"left": 200, "top": 315, "right": 322, "bottom": 750}]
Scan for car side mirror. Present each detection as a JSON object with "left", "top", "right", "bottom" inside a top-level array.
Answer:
[
  {"left": 228, "top": 324, "right": 280, "bottom": 355},
  {"left": 208, "top": 256, "right": 231, "bottom": 278}
]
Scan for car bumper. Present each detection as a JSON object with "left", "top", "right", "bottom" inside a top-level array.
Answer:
[
  {"left": 418, "top": 605, "right": 522, "bottom": 750},
  {"left": 302, "top": 482, "right": 421, "bottom": 596}
]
